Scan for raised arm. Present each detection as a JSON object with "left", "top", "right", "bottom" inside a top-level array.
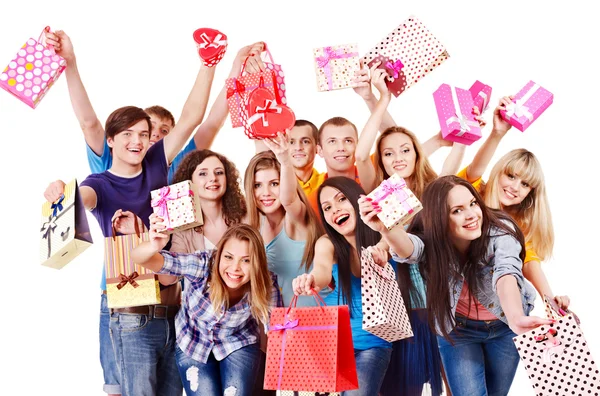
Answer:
[
  {"left": 352, "top": 62, "right": 396, "bottom": 131},
  {"left": 45, "top": 31, "right": 104, "bottom": 155},
  {"left": 292, "top": 236, "right": 335, "bottom": 295},
  {"left": 355, "top": 64, "right": 391, "bottom": 192}
]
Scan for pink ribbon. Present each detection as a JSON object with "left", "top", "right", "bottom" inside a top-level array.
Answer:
[
  {"left": 316, "top": 46, "right": 358, "bottom": 90},
  {"left": 198, "top": 32, "right": 227, "bottom": 50},
  {"left": 372, "top": 178, "right": 413, "bottom": 214},
  {"left": 150, "top": 186, "right": 193, "bottom": 229},
  {"left": 385, "top": 59, "right": 404, "bottom": 79}
]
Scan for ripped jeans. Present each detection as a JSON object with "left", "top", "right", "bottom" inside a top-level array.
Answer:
[{"left": 175, "top": 344, "right": 261, "bottom": 396}]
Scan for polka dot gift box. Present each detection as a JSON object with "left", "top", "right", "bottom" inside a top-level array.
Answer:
[
  {"left": 366, "top": 173, "right": 423, "bottom": 231},
  {"left": 513, "top": 300, "right": 600, "bottom": 395},
  {"left": 362, "top": 16, "right": 449, "bottom": 97},
  {"left": 500, "top": 80, "right": 554, "bottom": 132},
  {"left": 360, "top": 248, "right": 413, "bottom": 343},
  {"left": 433, "top": 83, "right": 482, "bottom": 146},
  {"left": 313, "top": 43, "right": 360, "bottom": 92},
  {"left": 0, "top": 27, "right": 66, "bottom": 109},
  {"left": 150, "top": 180, "right": 203, "bottom": 235}
]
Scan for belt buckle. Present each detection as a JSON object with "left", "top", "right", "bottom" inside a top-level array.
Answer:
[{"left": 153, "top": 305, "right": 167, "bottom": 319}]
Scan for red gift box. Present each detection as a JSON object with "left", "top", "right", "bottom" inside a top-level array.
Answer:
[{"left": 193, "top": 28, "right": 227, "bottom": 67}]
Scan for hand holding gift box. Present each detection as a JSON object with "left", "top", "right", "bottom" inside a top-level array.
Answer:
[
  {"left": 1, "top": 26, "right": 67, "bottom": 109},
  {"left": 500, "top": 80, "right": 553, "bottom": 132},
  {"left": 366, "top": 55, "right": 407, "bottom": 97},
  {"left": 366, "top": 174, "right": 422, "bottom": 230},
  {"left": 313, "top": 44, "right": 360, "bottom": 92},
  {"left": 469, "top": 80, "right": 492, "bottom": 114},
  {"left": 150, "top": 181, "right": 203, "bottom": 234},
  {"left": 434, "top": 83, "right": 482, "bottom": 145}
]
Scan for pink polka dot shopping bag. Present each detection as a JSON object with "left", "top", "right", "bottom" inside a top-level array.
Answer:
[{"left": 0, "top": 27, "right": 66, "bottom": 109}]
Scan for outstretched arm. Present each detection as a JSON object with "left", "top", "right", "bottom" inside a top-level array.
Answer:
[{"left": 352, "top": 61, "right": 396, "bottom": 131}]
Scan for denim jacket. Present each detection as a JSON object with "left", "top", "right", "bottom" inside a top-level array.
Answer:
[{"left": 391, "top": 225, "right": 536, "bottom": 335}]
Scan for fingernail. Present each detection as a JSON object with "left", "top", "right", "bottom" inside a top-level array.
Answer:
[{"left": 365, "top": 197, "right": 372, "bottom": 201}]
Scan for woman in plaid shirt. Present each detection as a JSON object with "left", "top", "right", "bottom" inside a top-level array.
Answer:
[{"left": 132, "top": 222, "right": 283, "bottom": 396}]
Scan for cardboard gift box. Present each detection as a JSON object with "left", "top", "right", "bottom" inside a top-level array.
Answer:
[
  {"left": 434, "top": 83, "right": 482, "bottom": 145},
  {"left": 469, "top": 80, "right": 492, "bottom": 113},
  {"left": 150, "top": 181, "right": 203, "bottom": 234},
  {"left": 366, "top": 174, "right": 422, "bottom": 230},
  {"left": 313, "top": 43, "right": 360, "bottom": 92},
  {"left": 193, "top": 27, "right": 227, "bottom": 67},
  {"left": 500, "top": 80, "right": 553, "bottom": 132}
]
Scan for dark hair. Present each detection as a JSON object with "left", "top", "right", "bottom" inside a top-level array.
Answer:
[
  {"left": 317, "top": 117, "right": 358, "bottom": 145},
  {"left": 294, "top": 119, "right": 319, "bottom": 143},
  {"left": 408, "top": 175, "right": 525, "bottom": 340},
  {"left": 105, "top": 106, "right": 151, "bottom": 141},
  {"left": 144, "top": 105, "right": 176, "bottom": 128},
  {"left": 173, "top": 149, "right": 247, "bottom": 227}
]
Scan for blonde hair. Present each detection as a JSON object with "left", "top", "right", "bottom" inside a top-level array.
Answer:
[
  {"left": 208, "top": 224, "right": 272, "bottom": 325},
  {"left": 483, "top": 149, "right": 554, "bottom": 260},
  {"left": 244, "top": 151, "right": 324, "bottom": 271},
  {"left": 373, "top": 127, "right": 438, "bottom": 199}
]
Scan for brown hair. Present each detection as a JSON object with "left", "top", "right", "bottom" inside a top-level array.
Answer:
[
  {"left": 105, "top": 106, "right": 151, "bottom": 141},
  {"left": 144, "top": 105, "right": 176, "bottom": 128},
  {"left": 294, "top": 119, "right": 319, "bottom": 144},
  {"left": 244, "top": 151, "right": 324, "bottom": 271},
  {"left": 373, "top": 126, "right": 438, "bottom": 199},
  {"left": 317, "top": 117, "right": 358, "bottom": 145},
  {"left": 173, "top": 149, "right": 246, "bottom": 227},
  {"left": 208, "top": 224, "right": 272, "bottom": 325}
]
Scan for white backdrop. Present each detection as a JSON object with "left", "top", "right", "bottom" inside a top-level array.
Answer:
[{"left": 0, "top": 1, "right": 597, "bottom": 395}]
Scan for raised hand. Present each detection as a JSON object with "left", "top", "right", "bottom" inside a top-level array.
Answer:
[
  {"left": 44, "top": 30, "right": 75, "bottom": 64},
  {"left": 44, "top": 180, "right": 66, "bottom": 203},
  {"left": 263, "top": 130, "right": 292, "bottom": 165},
  {"left": 472, "top": 106, "right": 488, "bottom": 129},
  {"left": 369, "top": 61, "right": 390, "bottom": 99},
  {"left": 292, "top": 273, "right": 319, "bottom": 296},
  {"left": 148, "top": 212, "right": 170, "bottom": 251},
  {"left": 352, "top": 60, "right": 374, "bottom": 100},
  {"left": 358, "top": 195, "right": 385, "bottom": 233},
  {"left": 492, "top": 96, "right": 514, "bottom": 136}
]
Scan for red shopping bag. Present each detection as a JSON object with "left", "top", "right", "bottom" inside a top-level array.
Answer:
[{"left": 264, "top": 294, "right": 358, "bottom": 393}]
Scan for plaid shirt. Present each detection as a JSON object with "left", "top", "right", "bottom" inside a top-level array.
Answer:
[{"left": 159, "top": 250, "right": 283, "bottom": 363}]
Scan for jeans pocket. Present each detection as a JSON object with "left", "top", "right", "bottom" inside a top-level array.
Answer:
[{"left": 116, "top": 314, "right": 149, "bottom": 333}]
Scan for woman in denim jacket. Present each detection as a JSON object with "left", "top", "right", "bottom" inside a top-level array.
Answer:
[{"left": 358, "top": 175, "right": 553, "bottom": 395}]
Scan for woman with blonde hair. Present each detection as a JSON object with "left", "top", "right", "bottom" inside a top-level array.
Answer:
[
  {"left": 245, "top": 134, "right": 324, "bottom": 307},
  {"left": 460, "top": 96, "right": 569, "bottom": 309},
  {"left": 132, "top": 222, "right": 282, "bottom": 396}
]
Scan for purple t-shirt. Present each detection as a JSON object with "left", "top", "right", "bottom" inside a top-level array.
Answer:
[{"left": 81, "top": 139, "right": 168, "bottom": 237}]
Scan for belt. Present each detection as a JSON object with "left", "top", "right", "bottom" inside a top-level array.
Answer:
[{"left": 110, "top": 305, "right": 180, "bottom": 319}]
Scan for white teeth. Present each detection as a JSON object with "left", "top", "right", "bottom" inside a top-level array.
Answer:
[{"left": 335, "top": 214, "right": 349, "bottom": 225}]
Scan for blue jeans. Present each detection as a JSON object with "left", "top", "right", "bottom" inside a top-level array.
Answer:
[
  {"left": 109, "top": 311, "right": 182, "bottom": 396},
  {"left": 343, "top": 347, "right": 392, "bottom": 396},
  {"left": 437, "top": 316, "right": 520, "bottom": 396},
  {"left": 100, "top": 293, "right": 120, "bottom": 394},
  {"left": 176, "top": 344, "right": 261, "bottom": 396}
]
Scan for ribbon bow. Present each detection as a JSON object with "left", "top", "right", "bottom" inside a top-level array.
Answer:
[
  {"left": 316, "top": 46, "right": 344, "bottom": 68},
  {"left": 116, "top": 272, "right": 140, "bottom": 290},
  {"left": 41, "top": 216, "right": 58, "bottom": 258},
  {"left": 198, "top": 33, "right": 227, "bottom": 49},
  {"left": 226, "top": 79, "right": 246, "bottom": 99},
  {"left": 272, "top": 319, "right": 299, "bottom": 331},
  {"left": 447, "top": 87, "right": 480, "bottom": 137},
  {"left": 248, "top": 99, "right": 282, "bottom": 127},
  {"left": 385, "top": 59, "right": 404, "bottom": 79},
  {"left": 151, "top": 186, "right": 193, "bottom": 229},
  {"left": 504, "top": 83, "right": 539, "bottom": 122},
  {"left": 372, "top": 178, "right": 414, "bottom": 216},
  {"left": 51, "top": 194, "right": 65, "bottom": 217}
]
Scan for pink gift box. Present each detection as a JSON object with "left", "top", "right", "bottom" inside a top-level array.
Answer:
[
  {"left": 313, "top": 43, "right": 360, "bottom": 92},
  {"left": 469, "top": 80, "right": 492, "bottom": 113},
  {"left": 150, "top": 181, "right": 203, "bottom": 234},
  {"left": 366, "top": 174, "right": 422, "bottom": 230},
  {"left": 0, "top": 27, "right": 66, "bottom": 109},
  {"left": 434, "top": 83, "right": 482, "bottom": 145},
  {"left": 500, "top": 80, "right": 553, "bottom": 132}
]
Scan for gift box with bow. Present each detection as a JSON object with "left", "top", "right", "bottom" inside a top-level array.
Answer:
[
  {"left": 313, "top": 44, "right": 360, "bottom": 92},
  {"left": 150, "top": 181, "right": 203, "bottom": 234},
  {"left": 193, "top": 27, "right": 227, "bottom": 67},
  {"left": 366, "top": 174, "right": 422, "bottom": 230},
  {"left": 434, "top": 83, "right": 482, "bottom": 145},
  {"left": 500, "top": 80, "right": 553, "bottom": 132},
  {"left": 469, "top": 80, "right": 492, "bottom": 114}
]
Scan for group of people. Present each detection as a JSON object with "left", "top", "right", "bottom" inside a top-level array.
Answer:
[{"left": 42, "top": 29, "right": 567, "bottom": 396}]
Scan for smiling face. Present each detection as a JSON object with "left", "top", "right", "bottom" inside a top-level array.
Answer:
[
  {"left": 447, "top": 185, "right": 483, "bottom": 251},
  {"left": 289, "top": 125, "right": 317, "bottom": 170},
  {"left": 319, "top": 186, "right": 356, "bottom": 237},
  {"left": 218, "top": 237, "right": 252, "bottom": 292},
  {"left": 149, "top": 114, "right": 173, "bottom": 146},
  {"left": 379, "top": 132, "right": 417, "bottom": 179},
  {"left": 317, "top": 125, "right": 357, "bottom": 174},
  {"left": 107, "top": 119, "right": 150, "bottom": 166},
  {"left": 191, "top": 156, "right": 227, "bottom": 201},
  {"left": 496, "top": 172, "right": 532, "bottom": 207},
  {"left": 253, "top": 168, "right": 281, "bottom": 215}
]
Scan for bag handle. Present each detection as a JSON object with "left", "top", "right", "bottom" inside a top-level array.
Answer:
[
  {"left": 287, "top": 289, "right": 326, "bottom": 315},
  {"left": 239, "top": 42, "right": 275, "bottom": 77},
  {"left": 544, "top": 294, "right": 580, "bottom": 324},
  {"left": 111, "top": 212, "right": 144, "bottom": 240},
  {"left": 38, "top": 26, "right": 56, "bottom": 56}
]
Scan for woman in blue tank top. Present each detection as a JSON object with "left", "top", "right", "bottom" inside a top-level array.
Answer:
[{"left": 292, "top": 177, "right": 394, "bottom": 396}]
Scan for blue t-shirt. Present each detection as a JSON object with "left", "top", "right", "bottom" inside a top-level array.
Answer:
[
  {"left": 168, "top": 138, "right": 196, "bottom": 184},
  {"left": 81, "top": 139, "right": 169, "bottom": 288},
  {"left": 323, "top": 263, "right": 393, "bottom": 351}
]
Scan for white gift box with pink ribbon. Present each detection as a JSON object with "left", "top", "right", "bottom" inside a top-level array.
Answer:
[
  {"left": 366, "top": 174, "right": 422, "bottom": 230},
  {"left": 500, "top": 80, "right": 553, "bottom": 132},
  {"left": 150, "top": 181, "right": 203, "bottom": 234},
  {"left": 434, "top": 83, "right": 482, "bottom": 146},
  {"left": 313, "top": 44, "right": 360, "bottom": 92}
]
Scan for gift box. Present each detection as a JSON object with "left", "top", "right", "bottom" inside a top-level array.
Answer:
[
  {"left": 313, "top": 44, "right": 360, "bottom": 92},
  {"left": 513, "top": 298, "right": 599, "bottom": 395},
  {"left": 264, "top": 295, "right": 358, "bottom": 392},
  {"left": 150, "top": 181, "right": 203, "bottom": 234},
  {"left": 367, "top": 174, "right": 422, "bottom": 230},
  {"left": 366, "top": 54, "right": 407, "bottom": 98},
  {"left": 362, "top": 16, "right": 449, "bottom": 97},
  {"left": 241, "top": 87, "right": 296, "bottom": 139},
  {"left": 434, "top": 83, "right": 482, "bottom": 145},
  {"left": 105, "top": 218, "right": 160, "bottom": 308},
  {"left": 0, "top": 26, "right": 66, "bottom": 109},
  {"left": 361, "top": 248, "right": 413, "bottom": 342},
  {"left": 40, "top": 179, "right": 93, "bottom": 269},
  {"left": 500, "top": 80, "right": 553, "bottom": 132},
  {"left": 469, "top": 80, "right": 492, "bottom": 114},
  {"left": 193, "top": 27, "right": 227, "bottom": 67}
]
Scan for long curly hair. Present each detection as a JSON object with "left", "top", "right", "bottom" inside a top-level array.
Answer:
[{"left": 173, "top": 149, "right": 246, "bottom": 227}]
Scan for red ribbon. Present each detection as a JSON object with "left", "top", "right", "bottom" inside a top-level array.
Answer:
[
  {"left": 227, "top": 79, "right": 246, "bottom": 99},
  {"left": 117, "top": 272, "right": 140, "bottom": 290}
]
